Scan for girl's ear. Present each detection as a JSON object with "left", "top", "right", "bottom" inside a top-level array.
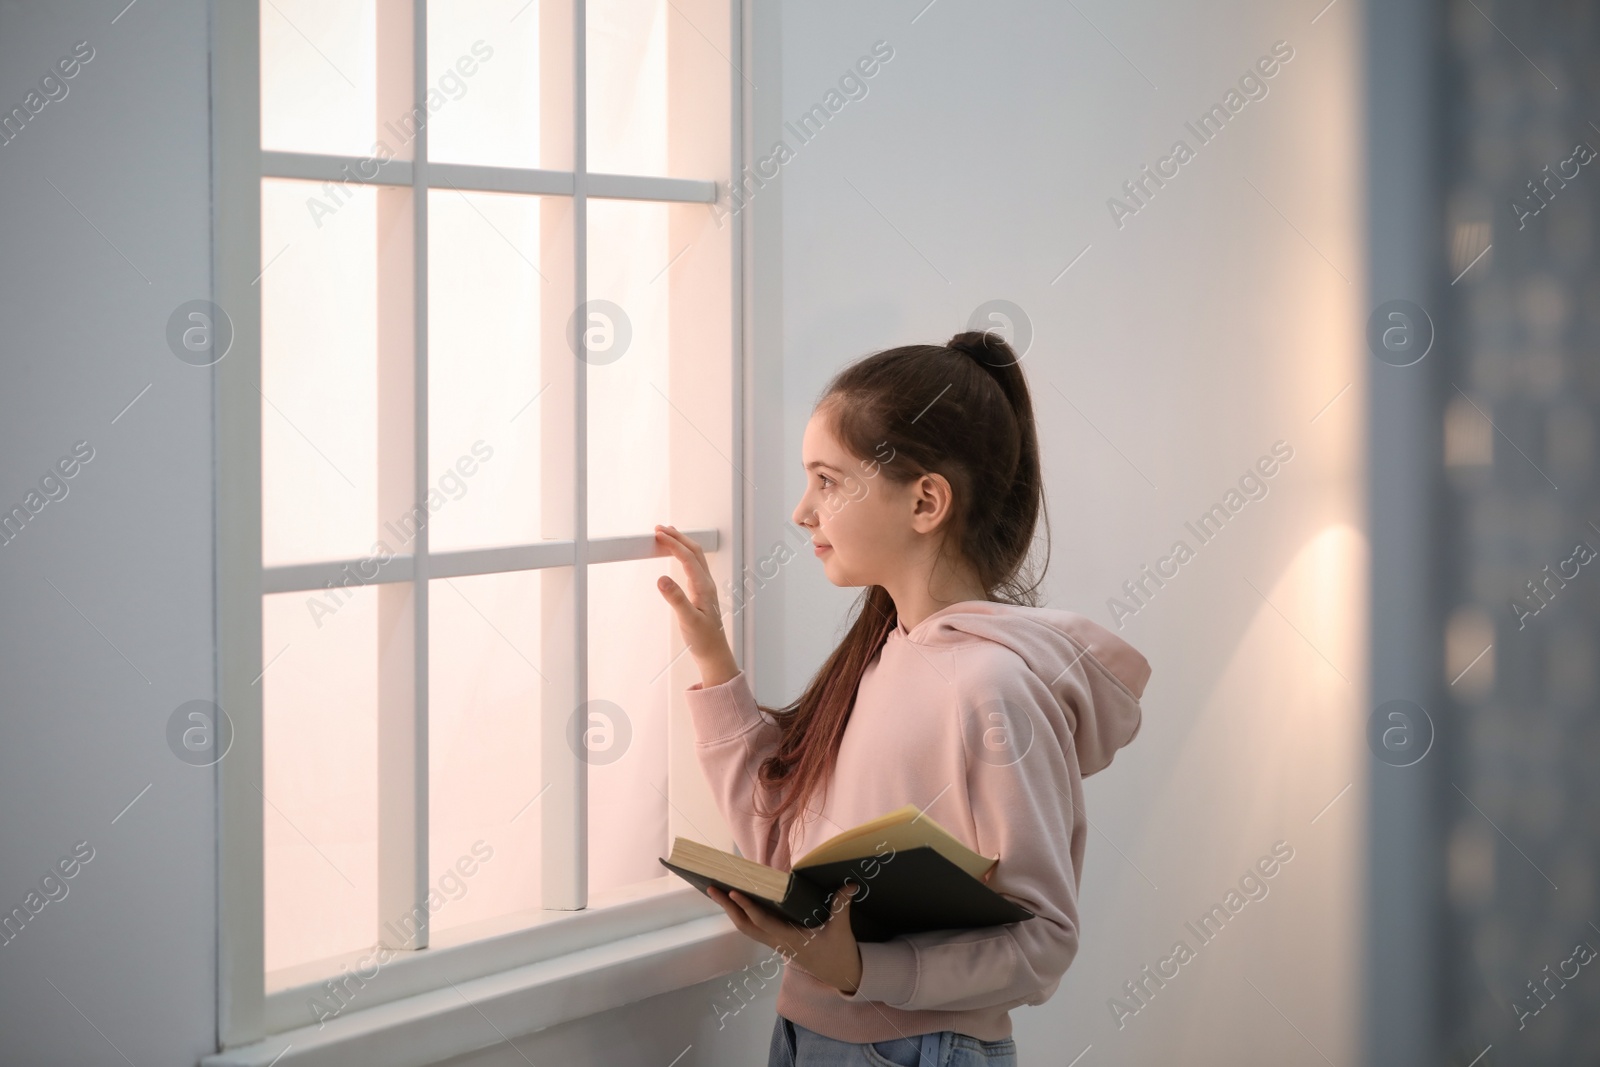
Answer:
[{"left": 908, "top": 471, "right": 956, "bottom": 533}]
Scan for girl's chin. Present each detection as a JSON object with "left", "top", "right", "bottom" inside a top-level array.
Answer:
[{"left": 819, "top": 566, "right": 864, "bottom": 588}]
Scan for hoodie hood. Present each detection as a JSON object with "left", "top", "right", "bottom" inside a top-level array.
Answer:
[{"left": 893, "top": 601, "right": 1151, "bottom": 777}]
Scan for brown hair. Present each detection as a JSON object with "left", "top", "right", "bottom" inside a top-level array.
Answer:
[{"left": 752, "top": 330, "right": 1050, "bottom": 850}]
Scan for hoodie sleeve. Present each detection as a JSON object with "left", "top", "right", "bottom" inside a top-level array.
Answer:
[
  {"left": 682, "top": 670, "right": 792, "bottom": 870},
  {"left": 833, "top": 637, "right": 1146, "bottom": 1012}
]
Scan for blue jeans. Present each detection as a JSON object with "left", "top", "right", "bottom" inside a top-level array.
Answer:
[{"left": 768, "top": 1014, "right": 1019, "bottom": 1066}]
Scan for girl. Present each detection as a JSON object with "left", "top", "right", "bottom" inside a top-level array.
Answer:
[{"left": 654, "top": 331, "right": 1152, "bottom": 1067}]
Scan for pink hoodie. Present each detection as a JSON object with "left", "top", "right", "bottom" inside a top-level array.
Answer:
[{"left": 684, "top": 599, "right": 1151, "bottom": 1043}]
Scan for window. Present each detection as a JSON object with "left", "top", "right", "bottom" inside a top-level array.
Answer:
[{"left": 212, "top": 0, "right": 742, "bottom": 1049}]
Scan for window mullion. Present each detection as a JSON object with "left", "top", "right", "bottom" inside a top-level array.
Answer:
[
  {"left": 540, "top": 0, "right": 586, "bottom": 913},
  {"left": 373, "top": 0, "right": 430, "bottom": 953}
]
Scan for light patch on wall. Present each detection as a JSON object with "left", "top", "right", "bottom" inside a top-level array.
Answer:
[
  {"left": 1445, "top": 606, "right": 1494, "bottom": 694},
  {"left": 1096, "top": 523, "right": 1365, "bottom": 1059},
  {"left": 1444, "top": 394, "right": 1494, "bottom": 467},
  {"left": 1447, "top": 820, "right": 1495, "bottom": 910},
  {"left": 1448, "top": 219, "right": 1493, "bottom": 280}
]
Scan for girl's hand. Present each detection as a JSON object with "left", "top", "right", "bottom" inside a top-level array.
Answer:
[
  {"left": 707, "top": 884, "right": 865, "bottom": 994},
  {"left": 654, "top": 524, "right": 737, "bottom": 682}
]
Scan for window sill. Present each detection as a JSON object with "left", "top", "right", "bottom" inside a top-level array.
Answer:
[
  {"left": 208, "top": 883, "right": 761, "bottom": 1067},
  {"left": 204, "top": 892, "right": 759, "bottom": 1067},
  {"left": 262, "top": 877, "right": 704, "bottom": 1022}
]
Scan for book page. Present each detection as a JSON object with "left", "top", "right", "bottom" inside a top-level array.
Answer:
[
  {"left": 667, "top": 837, "right": 792, "bottom": 900},
  {"left": 794, "top": 804, "right": 994, "bottom": 879}
]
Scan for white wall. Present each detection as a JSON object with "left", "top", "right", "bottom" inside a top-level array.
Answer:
[
  {"left": 0, "top": 0, "right": 1366, "bottom": 1063},
  {"left": 0, "top": 2, "right": 218, "bottom": 1065},
  {"left": 761, "top": 0, "right": 1366, "bottom": 1062}
]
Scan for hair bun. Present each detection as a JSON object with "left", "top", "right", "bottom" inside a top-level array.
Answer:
[{"left": 947, "top": 329, "right": 1020, "bottom": 369}]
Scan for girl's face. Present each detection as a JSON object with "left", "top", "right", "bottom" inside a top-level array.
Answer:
[{"left": 792, "top": 410, "right": 944, "bottom": 588}]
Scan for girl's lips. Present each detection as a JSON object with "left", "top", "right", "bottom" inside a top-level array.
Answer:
[{"left": 813, "top": 544, "right": 831, "bottom": 556}]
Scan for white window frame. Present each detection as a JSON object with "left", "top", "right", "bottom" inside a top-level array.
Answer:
[{"left": 206, "top": 1, "right": 756, "bottom": 1061}]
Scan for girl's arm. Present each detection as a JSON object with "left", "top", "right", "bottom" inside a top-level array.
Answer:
[
  {"left": 684, "top": 670, "right": 793, "bottom": 871},
  {"left": 656, "top": 524, "right": 792, "bottom": 868}
]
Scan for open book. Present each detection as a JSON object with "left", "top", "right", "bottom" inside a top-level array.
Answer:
[{"left": 659, "top": 804, "right": 1034, "bottom": 942}]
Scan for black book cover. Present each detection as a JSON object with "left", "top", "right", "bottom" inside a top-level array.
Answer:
[{"left": 660, "top": 844, "right": 1034, "bottom": 943}]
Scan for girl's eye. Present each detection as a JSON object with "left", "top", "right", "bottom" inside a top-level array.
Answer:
[{"left": 818, "top": 475, "right": 833, "bottom": 489}]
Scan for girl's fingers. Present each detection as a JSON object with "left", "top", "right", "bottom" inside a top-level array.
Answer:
[
  {"left": 658, "top": 525, "right": 709, "bottom": 574},
  {"left": 654, "top": 532, "right": 701, "bottom": 596},
  {"left": 655, "top": 526, "right": 702, "bottom": 580},
  {"left": 656, "top": 529, "right": 727, "bottom": 652},
  {"left": 707, "top": 887, "right": 740, "bottom": 921},
  {"left": 683, "top": 530, "right": 708, "bottom": 565},
  {"left": 729, "top": 891, "right": 769, "bottom": 929},
  {"left": 655, "top": 525, "right": 687, "bottom": 553},
  {"left": 657, "top": 527, "right": 718, "bottom": 609},
  {"left": 655, "top": 526, "right": 689, "bottom": 561},
  {"left": 728, "top": 893, "right": 790, "bottom": 952},
  {"left": 725, "top": 889, "right": 753, "bottom": 919},
  {"left": 711, "top": 889, "right": 770, "bottom": 945}
]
